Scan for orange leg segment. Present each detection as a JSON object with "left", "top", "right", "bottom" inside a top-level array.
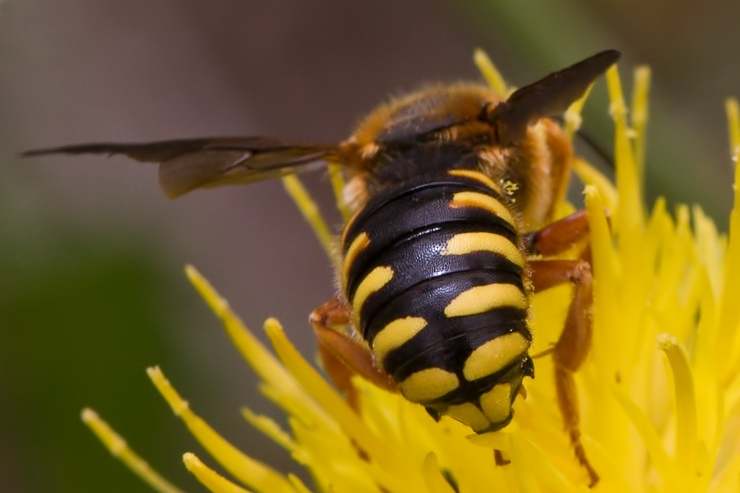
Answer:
[
  {"left": 309, "top": 298, "right": 397, "bottom": 410},
  {"left": 529, "top": 258, "right": 597, "bottom": 487},
  {"left": 523, "top": 209, "right": 589, "bottom": 256},
  {"left": 526, "top": 209, "right": 598, "bottom": 486}
]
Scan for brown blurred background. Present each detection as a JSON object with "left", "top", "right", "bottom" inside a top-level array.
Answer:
[{"left": 1, "top": 1, "right": 739, "bottom": 491}]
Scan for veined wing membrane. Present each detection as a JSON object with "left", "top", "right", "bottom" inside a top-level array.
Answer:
[{"left": 23, "top": 137, "right": 337, "bottom": 198}]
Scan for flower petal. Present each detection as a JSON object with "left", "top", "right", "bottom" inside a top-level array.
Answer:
[
  {"left": 629, "top": 65, "right": 651, "bottom": 174},
  {"left": 183, "top": 453, "right": 255, "bottom": 493},
  {"left": 473, "top": 49, "right": 508, "bottom": 96},
  {"left": 263, "top": 318, "right": 428, "bottom": 492},
  {"left": 282, "top": 174, "right": 336, "bottom": 262},
  {"left": 422, "top": 452, "right": 456, "bottom": 493},
  {"left": 148, "top": 366, "right": 296, "bottom": 493},
  {"left": 185, "top": 265, "right": 337, "bottom": 432},
  {"left": 81, "top": 408, "right": 186, "bottom": 493}
]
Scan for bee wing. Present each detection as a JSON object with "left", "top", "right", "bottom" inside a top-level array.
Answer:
[
  {"left": 490, "top": 49, "right": 621, "bottom": 145},
  {"left": 23, "top": 137, "right": 336, "bottom": 198}
]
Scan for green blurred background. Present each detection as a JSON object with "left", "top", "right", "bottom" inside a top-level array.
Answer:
[{"left": 2, "top": 1, "right": 739, "bottom": 491}]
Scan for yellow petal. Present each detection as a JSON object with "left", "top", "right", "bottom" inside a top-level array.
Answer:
[
  {"left": 240, "top": 408, "right": 309, "bottom": 464},
  {"left": 473, "top": 48, "right": 507, "bottom": 95},
  {"left": 585, "top": 186, "right": 620, "bottom": 374},
  {"left": 286, "top": 474, "right": 314, "bottom": 493},
  {"left": 630, "top": 65, "right": 651, "bottom": 175},
  {"left": 611, "top": 385, "right": 677, "bottom": 487},
  {"left": 185, "top": 265, "right": 336, "bottom": 432},
  {"left": 263, "top": 318, "right": 426, "bottom": 492},
  {"left": 563, "top": 81, "right": 592, "bottom": 140},
  {"left": 572, "top": 157, "right": 618, "bottom": 222},
  {"left": 658, "top": 335, "right": 699, "bottom": 474},
  {"left": 282, "top": 174, "right": 337, "bottom": 263},
  {"left": 422, "top": 452, "right": 456, "bottom": 493},
  {"left": 81, "top": 408, "right": 186, "bottom": 493},
  {"left": 514, "top": 437, "right": 580, "bottom": 492},
  {"left": 721, "top": 97, "right": 740, "bottom": 377},
  {"left": 607, "top": 64, "right": 644, "bottom": 234},
  {"left": 508, "top": 434, "right": 538, "bottom": 493},
  {"left": 183, "top": 453, "right": 254, "bottom": 493},
  {"left": 327, "top": 162, "right": 352, "bottom": 221},
  {"left": 726, "top": 97, "right": 740, "bottom": 160},
  {"left": 147, "top": 366, "right": 296, "bottom": 493}
]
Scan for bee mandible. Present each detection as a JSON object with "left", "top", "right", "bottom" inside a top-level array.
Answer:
[{"left": 25, "top": 49, "right": 621, "bottom": 487}]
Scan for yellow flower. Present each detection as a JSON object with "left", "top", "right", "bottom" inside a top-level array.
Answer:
[{"left": 81, "top": 53, "right": 740, "bottom": 492}]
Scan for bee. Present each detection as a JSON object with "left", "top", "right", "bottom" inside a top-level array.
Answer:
[{"left": 25, "top": 49, "right": 620, "bottom": 486}]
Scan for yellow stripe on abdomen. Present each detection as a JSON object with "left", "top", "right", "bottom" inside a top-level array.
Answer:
[
  {"left": 342, "top": 232, "right": 370, "bottom": 288},
  {"left": 462, "top": 332, "right": 530, "bottom": 381},
  {"left": 479, "top": 383, "right": 513, "bottom": 424},
  {"left": 351, "top": 266, "right": 394, "bottom": 324},
  {"left": 441, "top": 232, "right": 524, "bottom": 267},
  {"left": 444, "top": 283, "right": 527, "bottom": 318},
  {"left": 398, "top": 367, "right": 459, "bottom": 403},
  {"left": 372, "top": 316, "right": 428, "bottom": 364},
  {"left": 449, "top": 191, "right": 516, "bottom": 229}
]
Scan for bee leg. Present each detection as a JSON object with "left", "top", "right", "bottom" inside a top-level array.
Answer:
[
  {"left": 523, "top": 209, "right": 589, "bottom": 256},
  {"left": 529, "top": 259, "right": 598, "bottom": 487},
  {"left": 310, "top": 298, "right": 397, "bottom": 410}
]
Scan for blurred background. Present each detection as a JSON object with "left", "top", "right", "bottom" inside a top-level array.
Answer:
[{"left": 2, "top": 1, "right": 739, "bottom": 491}]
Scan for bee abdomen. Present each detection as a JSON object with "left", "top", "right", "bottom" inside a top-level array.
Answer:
[{"left": 340, "top": 170, "right": 533, "bottom": 431}]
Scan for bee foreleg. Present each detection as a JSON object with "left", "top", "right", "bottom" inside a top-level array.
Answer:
[
  {"left": 529, "top": 259, "right": 598, "bottom": 487},
  {"left": 523, "top": 209, "right": 589, "bottom": 256},
  {"left": 310, "top": 298, "right": 397, "bottom": 411}
]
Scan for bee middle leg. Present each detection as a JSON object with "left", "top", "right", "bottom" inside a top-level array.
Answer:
[
  {"left": 525, "top": 209, "right": 598, "bottom": 486},
  {"left": 529, "top": 258, "right": 597, "bottom": 487},
  {"left": 310, "top": 298, "right": 397, "bottom": 410}
]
